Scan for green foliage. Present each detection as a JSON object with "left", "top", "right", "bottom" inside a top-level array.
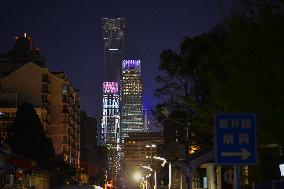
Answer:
[
  {"left": 210, "top": 0, "right": 284, "bottom": 146},
  {"left": 155, "top": 0, "right": 284, "bottom": 150},
  {"left": 8, "top": 103, "right": 54, "bottom": 161}
]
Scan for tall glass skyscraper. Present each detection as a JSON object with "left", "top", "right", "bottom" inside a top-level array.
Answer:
[
  {"left": 101, "top": 18, "right": 125, "bottom": 183},
  {"left": 101, "top": 82, "right": 120, "bottom": 145},
  {"left": 121, "top": 60, "right": 143, "bottom": 141},
  {"left": 102, "top": 18, "right": 125, "bottom": 82},
  {"left": 101, "top": 18, "right": 125, "bottom": 145}
]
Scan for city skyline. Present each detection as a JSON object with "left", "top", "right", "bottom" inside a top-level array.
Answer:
[
  {"left": 0, "top": 0, "right": 224, "bottom": 119},
  {"left": 0, "top": 0, "right": 283, "bottom": 188}
]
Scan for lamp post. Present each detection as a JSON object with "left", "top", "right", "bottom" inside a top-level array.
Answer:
[
  {"left": 133, "top": 171, "right": 145, "bottom": 189},
  {"left": 133, "top": 171, "right": 142, "bottom": 182},
  {"left": 141, "top": 165, "right": 156, "bottom": 189},
  {"left": 169, "top": 162, "right": 171, "bottom": 189},
  {"left": 153, "top": 156, "right": 171, "bottom": 189},
  {"left": 141, "top": 177, "right": 146, "bottom": 189},
  {"left": 145, "top": 174, "right": 152, "bottom": 189}
]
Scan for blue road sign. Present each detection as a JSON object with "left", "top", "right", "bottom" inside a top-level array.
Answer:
[{"left": 215, "top": 113, "right": 256, "bottom": 165}]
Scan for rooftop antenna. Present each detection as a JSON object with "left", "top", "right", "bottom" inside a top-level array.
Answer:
[{"left": 23, "top": 19, "right": 27, "bottom": 36}]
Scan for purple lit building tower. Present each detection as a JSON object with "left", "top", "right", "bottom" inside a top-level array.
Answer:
[
  {"left": 101, "top": 18, "right": 125, "bottom": 182},
  {"left": 101, "top": 82, "right": 120, "bottom": 145},
  {"left": 101, "top": 18, "right": 125, "bottom": 146}
]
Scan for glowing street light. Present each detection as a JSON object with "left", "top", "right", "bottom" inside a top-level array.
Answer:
[
  {"left": 133, "top": 171, "right": 142, "bottom": 181},
  {"left": 141, "top": 165, "right": 157, "bottom": 189},
  {"left": 142, "top": 165, "right": 153, "bottom": 171},
  {"left": 153, "top": 156, "right": 171, "bottom": 189},
  {"left": 153, "top": 156, "right": 167, "bottom": 167}
]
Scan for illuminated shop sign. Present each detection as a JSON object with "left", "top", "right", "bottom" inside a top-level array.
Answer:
[
  {"left": 103, "top": 82, "right": 118, "bottom": 94},
  {"left": 122, "top": 60, "right": 141, "bottom": 71}
]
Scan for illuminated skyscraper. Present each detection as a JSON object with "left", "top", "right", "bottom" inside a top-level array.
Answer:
[
  {"left": 101, "top": 82, "right": 120, "bottom": 145},
  {"left": 101, "top": 18, "right": 125, "bottom": 183},
  {"left": 100, "top": 18, "right": 125, "bottom": 145},
  {"left": 102, "top": 18, "right": 125, "bottom": 82},
  {"left": 121, "top": 60, "right": 143, "bottom": 141}
]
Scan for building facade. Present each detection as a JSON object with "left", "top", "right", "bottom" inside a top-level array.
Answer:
[
  {"left": 121, "top": 60, "right": 143, "bottom": 140},
  {"left": 80, "top": 111, "right": 98, "bottom": 161},
  {"left": 101, "top": 18, "right": 125, "bottom": 183},
  {"left": 101, "top": 82, "right": 120, "bottom": 146},
  {"left": 124, "top": 132, "right": 163, "bottom": 172},
  {"left": 0, "top": 46, "right": 80, "bottom": 167},
  {"left": 0, "top": 32, "right": 45, "bottom": 77},
  {"left": 102, "top": 18, "right": 125, "bottom": 82},
  {"left": 80, "top": 111, "right": 102, "bottom": 184},
  {"left": 100, "top": 18, "right": 125, "bottom": 146}
]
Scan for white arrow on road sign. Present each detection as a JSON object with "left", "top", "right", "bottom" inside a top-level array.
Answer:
[{"left": 221, "top": 148, "right": 250, "bottom": 160}]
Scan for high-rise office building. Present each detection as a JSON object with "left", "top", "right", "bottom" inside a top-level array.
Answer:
[
  {"left": 124, "top": 132, "right": 163, "bottom": 171},
  {"left": 102, "top": 18, "right": 125, "bottom": 82},
  {"left": 101, "top": 18, "right": 125, "bottom": 183},
  {"left": 121, "top": 60, "right": 143, "bottom": 140},
  {"left": 123, "top": 132, "right": 163, "bottom": 189},
  {"left": 101, "top": 18, "right": 125, "bottom": 145},
  {"left": 101, "top": 82, "right": 120, "bottom": 146}
]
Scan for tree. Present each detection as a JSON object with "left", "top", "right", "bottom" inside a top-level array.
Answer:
[
  {"left": 155, "top": 0, "right": 284, "bottom": 182},
  {"left": 155, "top": 30, "right": 226, "bottom": 151},
  {"left": 9, "top": 103, "right": 54, "bottom": 161},
  {"left": 209, "top": 0, "right": 284, "bottom": 146}
]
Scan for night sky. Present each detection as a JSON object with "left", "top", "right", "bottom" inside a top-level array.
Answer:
[{"left": 0, "top": 0, "right": 225, "bottom": 119}]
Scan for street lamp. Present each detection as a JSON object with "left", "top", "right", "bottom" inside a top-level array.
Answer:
[
  {"left": 153, "top": 156, "right": 167, "bottom": 167},
  {"left": 133, "top": 171, "right": 142, "bottom": 182},
  {"left": 141, "top": 165, "right": 157, "bottom": 189},
  {"left": 153, "top": 156, "right": 171, "bottom": 189},
  {"left": 142, "top": 165, "right": 153, "bottom": 171},
  {"left": 133, "top": 171, "right": 146, "bottom": 189},
  {"left": 145, "top": 174, "right": 152, "bottom": 189}
]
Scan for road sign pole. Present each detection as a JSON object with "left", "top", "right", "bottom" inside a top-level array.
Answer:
[{"left": 234, "top": 166, "right": 240, "bottom": 189}]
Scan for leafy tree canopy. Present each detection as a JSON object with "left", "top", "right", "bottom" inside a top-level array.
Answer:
[
  {"left": 155, "top": 0, "right": 284, "bottom": 150},
  {"left": 9, "top": 103, "right": 54, "bottom": 161}
]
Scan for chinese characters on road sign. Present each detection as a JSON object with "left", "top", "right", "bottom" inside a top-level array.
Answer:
[{"left": 215, "top": 113, "right": 256, "bottom": 165}]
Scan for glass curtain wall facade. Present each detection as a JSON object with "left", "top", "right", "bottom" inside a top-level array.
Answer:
[
  {"left": 101, "top": 18, "right": 125, "bottom": 183},
  {"left": 101, "top": 82, "right": 121, "bottom": 145},
  {"left": 121, "top": 60, "right": 143, "bottom": 142},
  {"left": 102, "top": 18, "right": 125, "bottom": 82}
]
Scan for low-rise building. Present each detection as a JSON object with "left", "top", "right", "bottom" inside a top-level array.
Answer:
[
  {"left": 124, "top": 132, "right": 163, "bottom": 171},
  {"left": 0, "top": 62, "right": 80, "bottom": 166},
  {"left": 0, "top": 33, "right": 80, "bottom": 166}
]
